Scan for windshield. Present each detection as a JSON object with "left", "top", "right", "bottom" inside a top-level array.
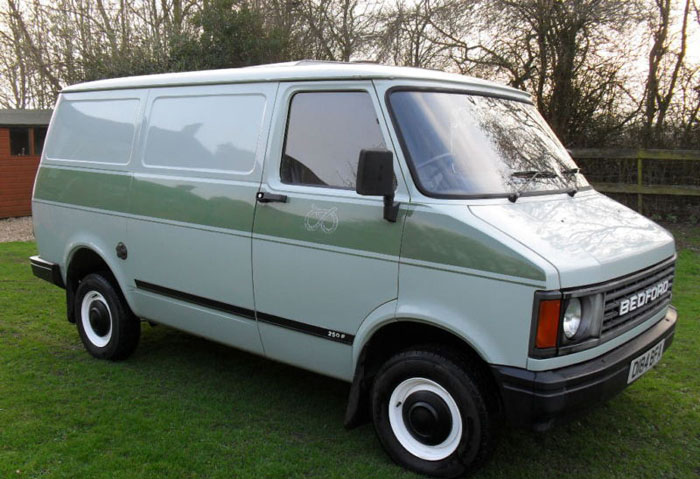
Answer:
[{"left": 388, "top": 90, "right": 589, "bottom": 197}]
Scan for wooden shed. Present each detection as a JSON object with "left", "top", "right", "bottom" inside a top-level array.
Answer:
[{"left": 0, "top": 109, "right": 53, "bottom": 218}]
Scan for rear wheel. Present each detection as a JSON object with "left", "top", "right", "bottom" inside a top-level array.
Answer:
[
  {"left": 371, "top": 348, "right": 498, "bottom": 478},
  {"left": 74, "top": 273, "right": 140, "bottom": 360}
]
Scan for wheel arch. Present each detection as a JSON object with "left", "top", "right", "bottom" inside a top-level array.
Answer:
[
  {"left": 345, "top": 317, "right": 500, "bottom": 429},
  {"left": 64, "top": 241, "right": 133, "bottom": 323}
]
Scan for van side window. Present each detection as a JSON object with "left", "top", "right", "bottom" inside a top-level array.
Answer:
[
  {"left": 45, "top": 99, "right": 139, "bottom": 164},
  {"left": 281, "top": 91, "right": 385, "bottom": 189},
  {"left": 143, "top": 94, "right": 265, "bottom": 173}
]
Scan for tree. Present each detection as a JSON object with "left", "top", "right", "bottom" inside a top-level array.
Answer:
[
  {"left": 430, "top": 0, "right": 644, "bottom": 146},
  {"left": 641, "top": 0, "right": 693, "bottom": 146},
  {"left": 169, "top": 0, "right": 290, "bottom": 70},
  {"left": 376, "top": 0, "right": 453, "bottom": 68},
  {"left": 0, "top": 0, "right": 186, "bottom": 106},
  {"left": 294, "top": 0, "right": 381, "bottom": 61}
]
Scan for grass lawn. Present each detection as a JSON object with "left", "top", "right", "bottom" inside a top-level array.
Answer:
[{"left": 0, "top": 232, "right": 698, "bottom": 479}]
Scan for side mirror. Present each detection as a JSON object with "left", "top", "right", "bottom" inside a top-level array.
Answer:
[{"left": 356, "top": 149, "right": 399, "bottom": 222}]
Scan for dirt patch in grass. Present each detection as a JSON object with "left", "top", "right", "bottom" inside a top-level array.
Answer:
[{"left": 0, "top": 217, "right": 34, "bottom": 243}]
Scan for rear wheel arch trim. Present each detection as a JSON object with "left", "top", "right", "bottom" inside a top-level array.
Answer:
[{"left": 64, "top": 242, "right": 136, "bottom": 317}]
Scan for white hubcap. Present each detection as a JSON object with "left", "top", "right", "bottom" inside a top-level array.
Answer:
[
  {"left": 80, "top": 291, "right": 112, "bottom": 348},
  {"left": 388, "top": 377, "right": 463, "bottom": 461}
]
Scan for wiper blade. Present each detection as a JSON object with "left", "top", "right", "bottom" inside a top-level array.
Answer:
[
  {"left": 511, "top": 170, "right": 558, "bottom": 179},
  {"left": 508, "top": 170, "right": 559, "bottom": 202}
]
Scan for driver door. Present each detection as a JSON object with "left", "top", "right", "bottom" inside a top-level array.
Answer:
[{"left": 251, "top": 81, "right": 409, "bottom": 380}]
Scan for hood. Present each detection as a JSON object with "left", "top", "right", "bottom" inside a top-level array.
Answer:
[{"left": 469, "top": 192, "right": 675, "bottom": 288}]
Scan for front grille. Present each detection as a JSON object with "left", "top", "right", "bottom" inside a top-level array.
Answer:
[{"left": 600, "top": 259, "right": 675, "bottom": 338}]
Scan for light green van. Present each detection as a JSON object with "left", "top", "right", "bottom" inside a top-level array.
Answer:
[{"left": 30, "top": 61, "right": 677, "bottom": 477}]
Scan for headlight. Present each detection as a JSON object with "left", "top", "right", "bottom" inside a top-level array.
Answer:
[
  {"left": 532, "top": 292, "right": 604, "bottom": 358},
  {"left": 562, "top": 298, "right": 582, "bottom": 339}
]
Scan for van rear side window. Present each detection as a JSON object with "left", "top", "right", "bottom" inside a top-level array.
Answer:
[
  {"left": 45, "top": 98, "right": 139, "bottom": 164},
  {"left": 143, "top": 94, "right": 265, "bottom": 173}
]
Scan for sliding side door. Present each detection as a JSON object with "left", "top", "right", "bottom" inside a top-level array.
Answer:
[{"left": 125, "top": 83, "right": 276, "bottom": 354}]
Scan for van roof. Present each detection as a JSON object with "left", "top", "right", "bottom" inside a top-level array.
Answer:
[{"left": 62, "top": 60, "right": 530, "bottom": 100}]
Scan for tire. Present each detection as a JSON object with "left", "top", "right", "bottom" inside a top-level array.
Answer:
[
  {"left": 74, "top": 272, "right": 140, "bottom": 360},
  {"left": 371, "top": 347, "right": 498, "bottom": 478}
]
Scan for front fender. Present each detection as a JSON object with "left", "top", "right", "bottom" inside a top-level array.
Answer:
[{"left": 352, "top": 299, "right": 399, "bottom": 369}]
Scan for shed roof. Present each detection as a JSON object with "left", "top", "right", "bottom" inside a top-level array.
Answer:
[
  {"left": 62, "top": 61, "right": 530, "bottom": 101},
  {"left": 0, "top": 109, "right": 53, "bottom": 127}
]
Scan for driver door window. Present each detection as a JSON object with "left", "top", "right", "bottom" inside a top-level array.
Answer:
[{"left": 280, "top": 91, "right": 385, "bottom": 189}]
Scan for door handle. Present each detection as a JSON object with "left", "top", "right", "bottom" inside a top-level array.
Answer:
[{"left": 256, "top": 192, "right": 288, "bottom": 203}]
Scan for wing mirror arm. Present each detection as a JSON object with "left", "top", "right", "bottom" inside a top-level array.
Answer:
[
  {"left": 383, "top": 194, "right": 399, "bottom": 223},
  {"left": 356, "top": 149, "right": 400, "bottom": 223}
]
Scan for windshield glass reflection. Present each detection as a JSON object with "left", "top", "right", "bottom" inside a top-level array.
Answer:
[{"left": 389, "top": 91, "right": 589, "bottom": 197}]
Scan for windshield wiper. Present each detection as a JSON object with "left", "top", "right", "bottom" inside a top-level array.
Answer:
[
  {"left": 561, "top": 167, "right": 581, "bottom": 197},
  {"left": 508, "top": 170, "right": 559, "bottom": 203}
]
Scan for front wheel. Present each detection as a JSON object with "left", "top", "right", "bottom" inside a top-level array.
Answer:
[
  {"left": 74, "top": 273, "right": 140, "bottom": 360},
  {"left": 371, "top": 348, "right": 498, "bottom": 478}
]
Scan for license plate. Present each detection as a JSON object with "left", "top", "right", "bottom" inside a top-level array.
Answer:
[{"left": 627, "top": 339, "right": 665, "bottom": 384}]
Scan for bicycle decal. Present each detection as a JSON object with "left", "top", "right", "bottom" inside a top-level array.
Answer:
[{"left": 304, "top": 205, "right": 339, "bottom": 234}]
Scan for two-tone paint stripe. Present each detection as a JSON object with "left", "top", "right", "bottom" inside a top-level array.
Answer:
[
  {"left": 34, "top": 166, "right": 547, "bottom": 285},
  {"left": 35, "top": 197, "right": 547, "bottom": 288},
  {"left": 134, "top": 279, "right": 354, "bottom": 345}
]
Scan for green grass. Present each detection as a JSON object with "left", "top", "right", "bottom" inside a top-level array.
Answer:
[{"left": 0, "top": 238, "right": 698, "bottom": 479}]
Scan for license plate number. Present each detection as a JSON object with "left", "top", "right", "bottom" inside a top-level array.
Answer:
[{"left": 627, "top": 339, "right": 665, "bottom": 384}]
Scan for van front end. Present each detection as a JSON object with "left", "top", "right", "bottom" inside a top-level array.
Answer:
[
  {"left": 464, "top": 190, "right": 678, "bottom": 431},
  {"left": 397, "top": 194, "right": 678, "bottom": 434},
  {"left": 493, "top": 261, "right": 677, "bottom": 431}
]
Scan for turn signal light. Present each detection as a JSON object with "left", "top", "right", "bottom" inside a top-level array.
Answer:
[{"left": 536, "top": 299, "right": 561, "bottom": 349}]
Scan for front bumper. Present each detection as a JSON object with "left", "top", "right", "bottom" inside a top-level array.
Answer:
[{"left": 492, "top": 306, "right": 677, "bottom": 431}]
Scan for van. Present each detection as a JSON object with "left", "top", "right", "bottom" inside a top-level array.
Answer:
[{"left": 30, "top": 61, "right": 677, "bottom": 477}]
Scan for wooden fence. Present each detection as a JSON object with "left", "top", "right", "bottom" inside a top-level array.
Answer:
[{"left": 570, "top": 148, "right": 700, "bottom": 216}]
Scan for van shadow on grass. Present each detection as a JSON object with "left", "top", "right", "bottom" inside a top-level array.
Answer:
[
  {"left": 122, "top": 324, "right": 349, "bottom": 424},
  {"left": 114, "top": 323, "right": 391, "bottom": 460}
]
